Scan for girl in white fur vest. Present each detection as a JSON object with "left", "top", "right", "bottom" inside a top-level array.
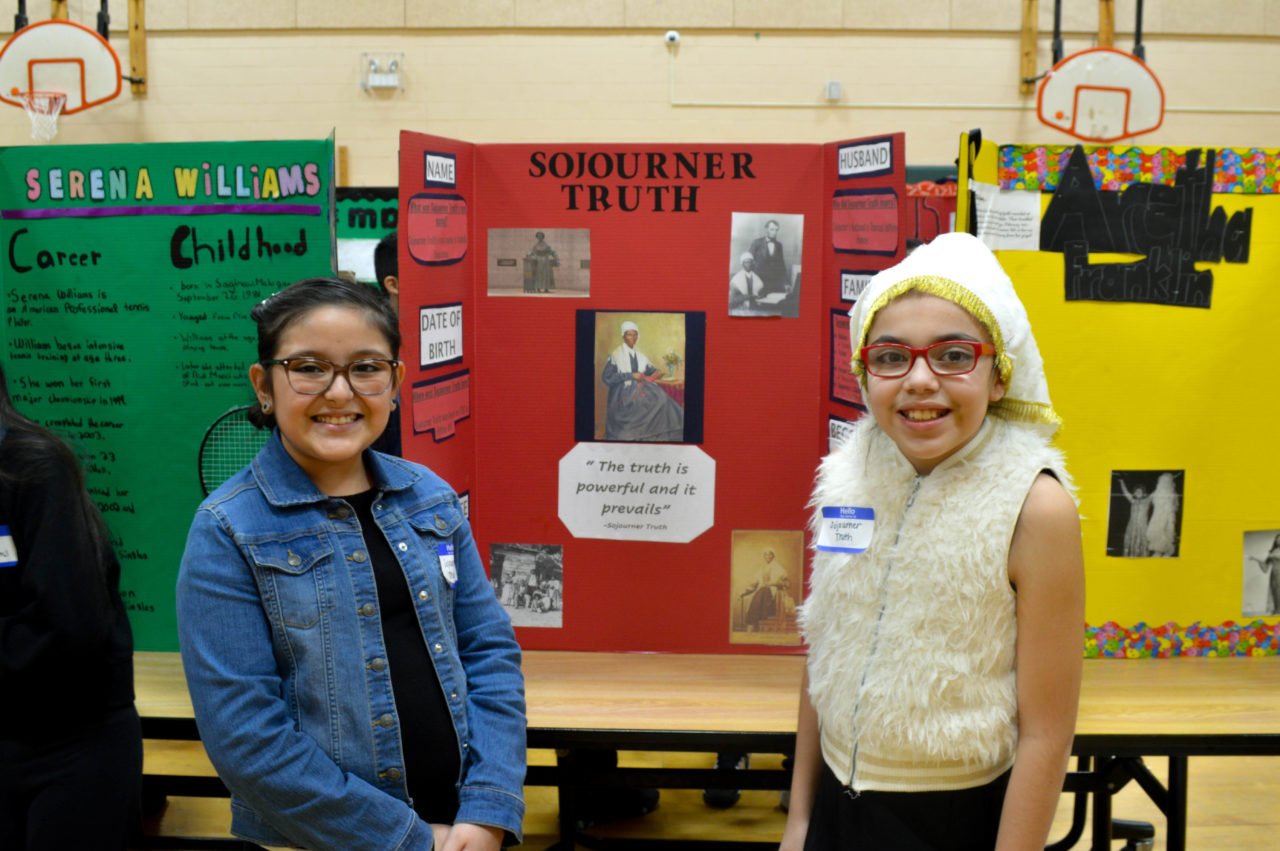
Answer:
[{"left": 780, "top": 233, "right": 1084, "bottom": 851}]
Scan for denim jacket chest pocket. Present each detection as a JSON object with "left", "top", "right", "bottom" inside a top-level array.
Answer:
[
  {"left": 247, "top": 531, "right": 336, "bottom": 630},
  {"left": 402, "top": 502, "right": 463, "bottom": 626}
]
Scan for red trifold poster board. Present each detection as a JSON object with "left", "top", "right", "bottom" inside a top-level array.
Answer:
[{"left": 396, "top": 132, "right": 905, "bottom": 654}]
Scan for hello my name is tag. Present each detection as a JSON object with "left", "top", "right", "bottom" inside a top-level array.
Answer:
[
  {"left": 815, "top": 506, "right": 875, "bottom": 554},
  {"left": 0, "top": 524, "right": 16, "bottom": 568},
  {"left": 437, "top": 543, "right": 457, "bottom": 586}
]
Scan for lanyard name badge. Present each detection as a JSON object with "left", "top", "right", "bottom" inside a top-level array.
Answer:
[
  {"left": 816, "top": 506, "right": 875, "bottom": 554},
  {"left": 0, "top": 524, "right": 16, "bottom": 568},
  {"left": 437, "top": 543, "right": 457, "bottom": 586}
]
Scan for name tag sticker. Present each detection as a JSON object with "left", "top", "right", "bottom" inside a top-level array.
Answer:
[
  {"left": 816, "top": 506, "right": 875, "bottom": 554},
  {"left": 437, "top": 543, "right": 457, "bottom": 586},
  {"left": 0, "top": 524, "right": 17, "bottom": 567}
]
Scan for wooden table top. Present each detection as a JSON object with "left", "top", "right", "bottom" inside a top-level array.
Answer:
[{"left": 135, "top": 650, "right": 1280, "bottom": 739}]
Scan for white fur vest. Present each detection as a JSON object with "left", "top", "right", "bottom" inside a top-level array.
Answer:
[{"left": 800, "top": 415, "right": 1070, "bottom": 792}]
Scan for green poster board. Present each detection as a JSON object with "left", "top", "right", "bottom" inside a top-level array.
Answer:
[
  {"left": 0, "top": 139, "right": 335, "bottom": 650},
  {"left": 336, "top": 186, "right": 397, "bottom": 283}
]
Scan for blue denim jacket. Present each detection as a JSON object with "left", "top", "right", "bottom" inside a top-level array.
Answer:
[{"left": 176, "top": 433, "right": 525, "bottom": 850}]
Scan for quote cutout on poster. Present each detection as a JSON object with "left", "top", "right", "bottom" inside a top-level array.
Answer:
[{"left": 558, "top": 443, "right": 715, "bottom": 543}]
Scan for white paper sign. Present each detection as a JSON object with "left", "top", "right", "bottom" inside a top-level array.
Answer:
[
  {"left": 973, "top": 181, "right": 1041, "bottom": 251},
  {"left": 841, "top": 271, "right": 872, "bottom": 303},
  {"left": 424, "top": 152, "right": 457, "bottom": 187},
  {"left": 838, "top": 139, "right": 893, "bottom": 177},
  {"left": 558, "top": 443, "right": 715, "bottom": 543},
  {"left": 815, "top": 506, "right": 875, "bottom": 553},
  {"left": 827, "top": 417, "right": 857, "bottom": 453},
  {"left": 419, "top": 303, "right": 463, "bottom": 368}
]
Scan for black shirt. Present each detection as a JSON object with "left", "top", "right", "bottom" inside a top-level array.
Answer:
[
  {"left": 346, "top": 490, "right": 460, "bottom": 824},
  {"left": 0, "top": 430, "right": 135, "bottom": 737}
]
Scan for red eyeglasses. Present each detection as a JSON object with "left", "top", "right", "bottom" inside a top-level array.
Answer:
[{"left": 859, "top": 340, "right": 995, "bottom": 378}]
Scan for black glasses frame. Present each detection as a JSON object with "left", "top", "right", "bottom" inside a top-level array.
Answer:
[{"left": 262, "top": 357, "right": 400, "bottom": 396}]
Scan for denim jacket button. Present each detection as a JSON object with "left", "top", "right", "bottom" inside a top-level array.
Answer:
[
  {"left": 434, "top": 516, "right": 447, "bottom": 530},
  {"left": 359, "top": 603, "right": 376, "bottom": 616},
  {"left": 418, "top": 589, "right": 429, "bottom": 601},
  {"left": 329, "top": 506, "right": 350, "bottom": 520},
  {"left": 398, "top": 542, "right": 409, "bottom": 552},
  {"left": 287, "top": 552, "right": 302, "bottom": 567},
  {"left": 433, "top": 642, "right": 443, "bottom": 653},
  {"left": 382, "top": 767, "right": 402, "bottom": 781},
  {"left": 351, "top": 550, "right": 368, "bottom": 563},
  {"left": 369, "top": 657, "right": 386, "bottom": 671},
  {"left": 375, "top": 713, "right": 395, "bottom": 728},
  {"left": 450, "top": 691, "right": 459, "bottom": 701}
]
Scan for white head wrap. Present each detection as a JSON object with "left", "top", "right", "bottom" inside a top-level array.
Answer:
[
  {"left": 611, "top": 321, "right": 651, "bottom": 378},
  {"left": 847, "top": 232, "right": 1061, "bottom": 435}
]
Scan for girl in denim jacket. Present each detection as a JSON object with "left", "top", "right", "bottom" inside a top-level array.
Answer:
[{"left": 177, "top": 277, "right": 525, "bottom": 851}]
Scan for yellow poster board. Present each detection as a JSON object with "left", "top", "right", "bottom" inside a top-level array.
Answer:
[{"left": 963, "top": 133, "right": 1279, "bottom": 648}]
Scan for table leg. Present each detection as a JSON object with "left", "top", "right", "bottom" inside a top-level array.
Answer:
[
  {"left": 1166, "top": 756, "right": 1188, "bottom": 851},
  {"left": 550, "top": 749, "right": 578, "bottom": 851},
  {"left": 1091, "top": 758, "right": 1113, "bottom": 851}
]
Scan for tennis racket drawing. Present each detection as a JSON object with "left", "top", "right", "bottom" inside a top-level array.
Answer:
[{"left": 198, "top": 405, "right": 271, "bottom": 496}]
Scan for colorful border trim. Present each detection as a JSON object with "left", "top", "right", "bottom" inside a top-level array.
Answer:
[
  {"left": 1085, "top": 621, "right": 1280, "bottom": 658},
  {"left": 999, "top": 145, "right": 1280, "bottom": 195}
]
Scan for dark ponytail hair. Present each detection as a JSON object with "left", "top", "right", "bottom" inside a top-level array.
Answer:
[
  {"left": 0, "top": 363, "right": 113, "bottom": 590},
  {"left": 248, "top": 276, "right": 401, "bottom": 430}
]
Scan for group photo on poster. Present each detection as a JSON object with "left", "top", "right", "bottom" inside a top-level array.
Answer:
[
  {"left": 574, "top": 310, "right": 706, "bottom": 444},
  {"left": 491, "top": 543, "right": 564, "bottom": 628},
  {"left": 727, "top": 212, "right": 803, "bottom": 317},
  {"left": 486, "top": 227, "right": 591, "bottom": 296}
]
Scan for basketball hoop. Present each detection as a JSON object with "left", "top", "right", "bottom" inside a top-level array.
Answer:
[
  {"left": 0, "top": 19, "right": 124, "bottom": 135},
  {"left": 16, "top": 90, "right": 66, "bottom": 141},
  {"left": 1037, "top": 47, "right": 1165, "bottom": 143}
]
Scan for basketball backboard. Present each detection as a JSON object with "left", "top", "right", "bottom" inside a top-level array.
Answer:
[
  {"left": 0, "top": 19, "right": 122, "bottom": 114},
  {"left": 1037, "top": 47, "right": 1164, "bottom": 143}
]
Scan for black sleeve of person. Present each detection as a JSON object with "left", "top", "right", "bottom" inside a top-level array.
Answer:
[{"left": 0, "top": 452, "right": 116, "bottom": 674}]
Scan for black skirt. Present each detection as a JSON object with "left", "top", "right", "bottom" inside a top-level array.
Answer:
[{"left": 803, "top": 761, "right": 1010, "bottom": 851}]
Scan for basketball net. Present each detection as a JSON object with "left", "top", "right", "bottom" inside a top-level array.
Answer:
[{"left": 17, "top": 90, "right": 66, "bottom": 141}]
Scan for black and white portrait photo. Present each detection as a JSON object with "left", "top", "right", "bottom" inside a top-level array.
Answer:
[
  {"left": 728, "top": 212, "right": 803, "bottom": 318},
  {"left": 1242, "top": 530, "right": 1280, "bottom": 617},
  {"left": 1105, "top": 470, "right": 1184, "bottom": 558},
  {"left": 490, "top": 543, "right": 563, "bottom": 628}
]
